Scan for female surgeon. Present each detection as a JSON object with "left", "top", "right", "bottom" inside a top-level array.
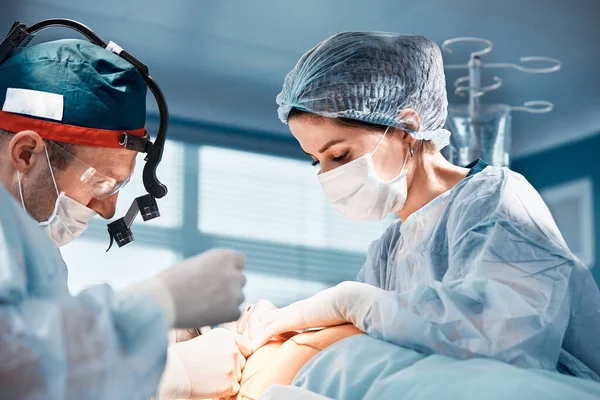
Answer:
[{"left": 246, "top": 32, "right": 600, "bottom": 380}]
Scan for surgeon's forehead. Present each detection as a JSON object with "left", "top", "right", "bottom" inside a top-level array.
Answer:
[
  {"left": 291, "top": 116, "right": 345, "bottom": 138},
  {"left": 290, "top": 117, "right": 363, "bottom": 150}
]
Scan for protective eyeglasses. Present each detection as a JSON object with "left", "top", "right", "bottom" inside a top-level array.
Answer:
[{"left": 48, "top": 141, "right": 133, "bottom": 200}]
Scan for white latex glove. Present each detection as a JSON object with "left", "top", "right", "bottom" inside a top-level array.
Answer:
[
  {"left": 247, "top": 281, "right": 384, "bottom": 351},
  {"left": 237, "top": 299, "right": 280, "bottom": 337},
  {"left": 121, "top": 249, "right": 246, "bottom": 329},
  {"left": 158, "top": 328, "right": 252, "bottom": 399}
]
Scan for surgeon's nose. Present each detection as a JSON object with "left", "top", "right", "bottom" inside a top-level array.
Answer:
[{"left": 87, "top": 193, "right": 119, "bottom": 219}]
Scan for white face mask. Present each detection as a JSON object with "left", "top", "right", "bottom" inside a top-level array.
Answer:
[
  {"left": 17, "top": 145, "right": 97, "bottom": 248},
  {"left": 318, "top": 127, "right": 410, "bottom": 220}
]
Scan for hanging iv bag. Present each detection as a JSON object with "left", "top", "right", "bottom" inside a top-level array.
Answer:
[{"left": 443, "top": 104, "right": 512, "bottom": 167}]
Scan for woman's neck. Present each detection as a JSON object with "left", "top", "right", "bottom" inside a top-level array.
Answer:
[{"left": 397, "top": 152, "right": 470, "bottom": 222}]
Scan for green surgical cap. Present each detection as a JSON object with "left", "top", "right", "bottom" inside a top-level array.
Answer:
[{"left": 0, "top": 38, "right": 146, "bottom": 131}]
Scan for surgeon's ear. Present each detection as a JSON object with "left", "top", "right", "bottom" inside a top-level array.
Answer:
[
  {"left": 8, "top": 130, "right": 46, "bottom": 173},
  {"left": 398, "top": 108, "right": 421, "bottom": 133}
]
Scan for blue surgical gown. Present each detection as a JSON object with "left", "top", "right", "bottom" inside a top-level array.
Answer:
[
  {"left": 357, "top": 161, "right": 600, "bottom": 380},
  {"left": 0, "top": 185, "right": 168, "bottom": 399}
]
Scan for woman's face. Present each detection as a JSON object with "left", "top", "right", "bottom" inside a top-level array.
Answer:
[{"left": 289, "top": 116, "right": 408, "bottom": 179}]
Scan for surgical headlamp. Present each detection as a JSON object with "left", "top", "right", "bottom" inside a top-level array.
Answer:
[{"left": 0, "top": 18, "right": 169, "bottom": 250}]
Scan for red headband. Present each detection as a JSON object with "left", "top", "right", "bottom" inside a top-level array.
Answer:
[{"left": 0, "top": 110, "right": 145, "bottom": 148}]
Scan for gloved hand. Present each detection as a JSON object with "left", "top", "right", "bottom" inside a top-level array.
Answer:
[
  {"left": 120, "top": 249, "right": 246, "bottom": 329},
  {"left": 237, "top": 299, "right": 280, "bottom": 337},
  {"left": 158, "top": 328, "right": 252, "bottom": 399},
  {"left": 247, "top": 281, "right": 384, "bottom": 351}
]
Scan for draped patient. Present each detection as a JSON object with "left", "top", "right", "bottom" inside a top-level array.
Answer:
[
  {"left": 190, "top": 300, "right": 358, "bottom": 400},
  {"left": 225, "top": 324, "right": 362, "bottom": 400}
]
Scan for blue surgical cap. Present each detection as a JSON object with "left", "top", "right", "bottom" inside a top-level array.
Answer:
[
  {"left": 276, "top": 32, "right": 451, "bottom": 150},
  {"left": 0, "top": 39, "right": 147, "bottom": 148}
]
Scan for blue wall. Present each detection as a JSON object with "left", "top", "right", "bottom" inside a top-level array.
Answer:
[{"left": 512, "top": 133, "right": 600, "bottom": 285}]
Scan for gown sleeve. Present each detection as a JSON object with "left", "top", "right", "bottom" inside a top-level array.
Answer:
[{"left": 0, "top": 188, "right": 168, "bottom": 399}]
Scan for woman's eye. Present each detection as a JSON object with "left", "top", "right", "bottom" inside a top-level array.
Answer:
[{"left": 332, "top": 152, "right": 348, "bottom": 163}]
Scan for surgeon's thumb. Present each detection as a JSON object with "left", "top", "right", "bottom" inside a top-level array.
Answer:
[
  {"left": 233, "top": 333, "right": 253, "bottom": 358},
  {"left": 247, "top": 311, "right": 282, "bottom": 353}
]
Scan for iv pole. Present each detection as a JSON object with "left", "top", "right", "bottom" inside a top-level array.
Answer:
[{"left": 441, "top": 37, "right": 561, "bottom": 167}]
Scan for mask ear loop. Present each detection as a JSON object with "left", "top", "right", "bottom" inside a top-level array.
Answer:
[
  {"left": 17, "top": 171, "right": 26, "bottom": 212},
  {"left": 371, "top": 126, "right": 391, "bottom": 156},
  {"left": 399, "top": 145, "right": 411, "bottom": 175},
  {"left": 44, "top": 144, "right": 60, "bottom": 197},
  {"left": 372, "top": 126, "right": 411, "bottom": 177}
]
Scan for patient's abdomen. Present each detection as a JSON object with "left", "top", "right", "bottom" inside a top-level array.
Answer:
[{"left": 235, "top": 324, "right": 363, "bottom": 400}]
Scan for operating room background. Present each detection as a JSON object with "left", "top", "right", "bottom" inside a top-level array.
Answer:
[{"left": 1, "top": 0, "right": 598, "bottom": 306}]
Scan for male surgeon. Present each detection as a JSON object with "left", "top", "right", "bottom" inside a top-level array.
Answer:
[{"left": 0, "top": 31, "right": 251, "bottom": 399}]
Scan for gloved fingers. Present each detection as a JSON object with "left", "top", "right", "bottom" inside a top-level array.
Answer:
[
  {"left": 233, "top": 332, "right": 253, "bottom": 359},
  {"left": 245, "top": 294, "right": 347, "bottom": 352},
  {"left": 245, "top": 304, "right": 300, "bottom": 351},
  {"left": 257, "top": 305, "right": 304, "bottom": 333},
  {"left": 247, "top": 314, "right": 280, "bottom": 352},
  {"left": 227, "top": 250, "right": 246, "bottom": 270},
  {"left": 237, "top": 303, "right": 254, "bottom": 334},
  {"left": 229, "top": 379, "right": 241, "bottom": 399},
  {"left": 201, "top": 248, "right": 246, "bottom": 265},
  {"left": 255, "top": 289, "right": 346, "bottom": 335},
  {"left": 247, "top": 299, "right": 279, "bottom": 339},
  {"left": 234, "top": 349, "right": 244, "bottom": 383}
]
